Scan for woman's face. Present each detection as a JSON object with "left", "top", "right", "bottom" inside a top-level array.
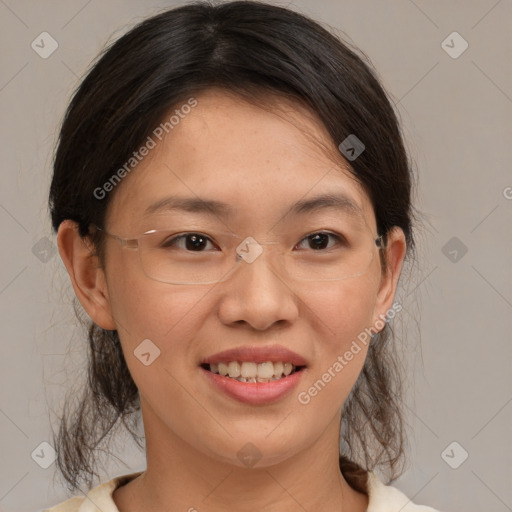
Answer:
[{"left": 80, "top": 89, "right": 404, "bottom": 468}]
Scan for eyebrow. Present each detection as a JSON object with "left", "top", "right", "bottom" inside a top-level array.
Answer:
[{"left": 143, "top": 192, "right": 364, "bottom": 219}]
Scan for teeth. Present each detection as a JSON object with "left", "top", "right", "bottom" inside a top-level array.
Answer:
[
  {"left": 218, "top": 362, "right": 228, "bottom": 376},
  {"left": 206, "top": 361, "right": 300, "bottom": 381},
  {"left": 257, "top": 362, "right": 274, "bottom": 379},
  {"left": 228, "top": 361, "right": 241, "bottom": 378},
  {"left": 273, "top": 361, "right": 284, "bottom": 376},
  {"left": 240, "top": 362, "right": 257, "bottom": 378}
]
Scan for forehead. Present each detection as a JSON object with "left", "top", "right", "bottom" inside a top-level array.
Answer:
[{"left": 106, "top": 89, "right": 376, "bottom": 232}]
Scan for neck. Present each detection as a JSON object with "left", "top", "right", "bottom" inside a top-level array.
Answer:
[{"left": 113, "top": 399, "right": 368, "bottom": 512}]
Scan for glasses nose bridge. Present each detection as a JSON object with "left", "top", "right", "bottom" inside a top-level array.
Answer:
[
  {"left": 234, "top": 235, "right": 282, "bottom": 263},
  {"left": 228, "top": 237, "right": 287, "bottom": 287}
]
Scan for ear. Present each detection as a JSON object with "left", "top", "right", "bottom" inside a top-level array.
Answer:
[
  {"left": 371, "top": 226, "right": 407, "bottom": 331},
  {"left": 56, "top": 220, "right": 117, "bottom": 330}
]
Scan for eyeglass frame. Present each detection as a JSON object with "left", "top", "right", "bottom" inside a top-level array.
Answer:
[{"left": 89, "top": 223, "right": 386, "bottom": 285}]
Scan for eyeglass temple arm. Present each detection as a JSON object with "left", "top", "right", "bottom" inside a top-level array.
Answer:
[{"left": 90, "top": 224, "right": 139, "bottom": 249}]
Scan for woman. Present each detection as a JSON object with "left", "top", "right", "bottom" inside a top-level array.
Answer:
[{"left": 45, "top": 1, "right": 442, "bottom": 510}]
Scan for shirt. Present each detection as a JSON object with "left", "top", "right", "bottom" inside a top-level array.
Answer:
[{"left": 43, "top": 470, "right": 442, "bottom": 511}]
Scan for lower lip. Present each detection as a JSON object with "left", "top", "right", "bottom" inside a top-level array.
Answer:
[{"left": 200, "top": 366, "right": 305, "bottom": 405}]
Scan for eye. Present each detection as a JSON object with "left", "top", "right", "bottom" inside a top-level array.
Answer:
[
  {"left": 161, "top": 232, "right": 218, "bottom": 252},
  {"left": 295, "top": 231, "right": 347, "bottom": 251}
]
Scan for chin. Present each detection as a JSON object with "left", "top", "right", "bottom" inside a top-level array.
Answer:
[{"left": 205, "top": 433, "right": 304, "bottom": 470}]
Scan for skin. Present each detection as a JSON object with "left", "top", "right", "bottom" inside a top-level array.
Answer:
[{"left": 57, "top": 88, "right": 406, "bottom": 512}]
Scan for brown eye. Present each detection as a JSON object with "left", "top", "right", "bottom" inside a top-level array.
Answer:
[
  {"left": 161, "top": 233, "right": 217, "bottom": 252},
  {"left": 295, "top": 232, "right": 346, "bottom": 251}
]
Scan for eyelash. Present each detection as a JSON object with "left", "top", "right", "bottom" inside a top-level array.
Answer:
[{"left": 162, "top": 231, "right": 347, "bottom": 251}]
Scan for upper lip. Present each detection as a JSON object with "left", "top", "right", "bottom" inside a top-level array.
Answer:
[{"left": 200, "top": 345, "right": 308, "bottom": 367}]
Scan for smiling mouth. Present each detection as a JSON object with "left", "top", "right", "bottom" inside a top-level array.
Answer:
[{"left": 200, "top": 361, "right": 306, "bottom": 383}]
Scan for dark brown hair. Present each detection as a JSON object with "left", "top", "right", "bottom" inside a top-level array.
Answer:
[{"left": 49, "top": 0, "right": 417, "bottom": 495}]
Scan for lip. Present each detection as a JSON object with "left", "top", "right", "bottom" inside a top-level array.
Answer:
[
  {"left": 200, "top": 365, "right": 306, "bottom": 405},
  {"left": 200, "top": 344, "right": 308, "bottom": 366},
  {"left": 199, "top": 344, "right": 308, "bottom": 405}
]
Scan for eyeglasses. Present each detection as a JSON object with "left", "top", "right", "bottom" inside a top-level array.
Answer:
[{"left": 91, "top": 223, "right": 384, "bottom": 285}]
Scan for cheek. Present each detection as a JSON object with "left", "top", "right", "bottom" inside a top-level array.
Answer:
[
  {"left": 300, "top": 273, "right": 379, "bottom": 347},
  {"left": 293, "top": 276, "right": 379, "bottom": 413},
  {"left": 107, "top": 269, "right": 211, "bottom": 410},
  {"left": 105, "top": 257, "right": 209, "bottom": 358}
]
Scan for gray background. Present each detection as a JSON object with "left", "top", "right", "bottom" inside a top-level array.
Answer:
[{"left": 1, "top": 1, "right": 511, "bottom": 511}]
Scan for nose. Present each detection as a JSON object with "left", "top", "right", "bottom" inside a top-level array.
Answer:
[{"left": 216, "top": 241, "right": 300, "bottom": 331}]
